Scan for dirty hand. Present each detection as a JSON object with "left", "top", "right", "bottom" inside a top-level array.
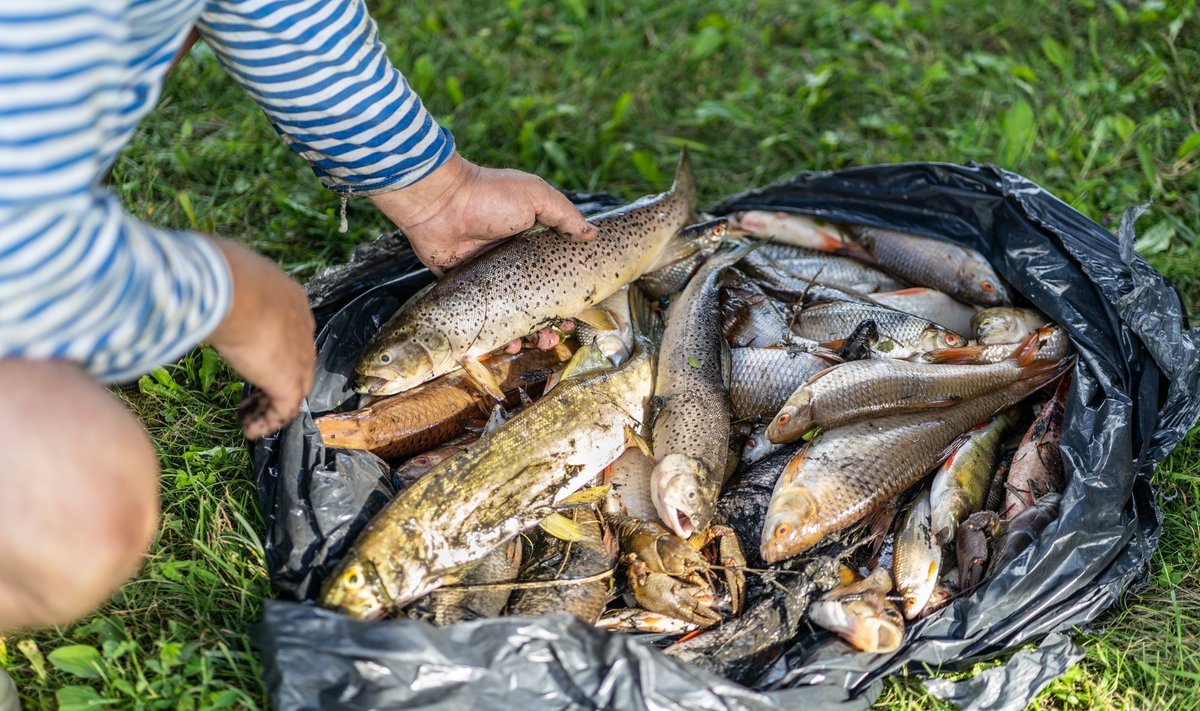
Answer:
[
  {"left": 370, "top": 152, "right": 597, "bottom": 277},
  {"left": 207, "top": 237, "right": 316, "bottom": 440}
]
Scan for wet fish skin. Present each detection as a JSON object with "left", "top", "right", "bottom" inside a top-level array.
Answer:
[
  {"left": 663, "top": 557, "right": 842, "bottom": 683},
  {"left": 737, "top": 245, "right": 904, "bottom": 294},
  {"left": 809, "top": 568, "right": 905, "bottom": 653},
  {"left": 419, "top": 539, "right": 522, "bottom": 626},
  {"left": 760, "top": 358, "right": 1072, "bottom": 564},
  {"left": 893, "top": 488, "right": 940, "bottom": 619},
  {"left": 572, "top": 285, "right": 635, "bottom": 367},
  {"left": 356, "top": 152, "right": 694, "bottom": 396},
  {"left": 392, "top": 433, "right": 477, "bottom": 487},
  {"left": 319, "top": 300, "right": 659, "bottom": 619},
  {"left": 918, "top": 324, "right": 1072, "bottom": 365},
  {"left": 728, "top": 346, "right": 841, "bottom": 421},
  {"left": 506, "top": 506, "right": 616, "bottom": 624},
  {"left": 869, "top": 287, "right": 981, "bottom": 336},
  {"left": 638, "top": 219, "right": 729, "bottom": 299},
  {"left": 318, "top": 346, "right": 571, "bottom": 459},
  {"left": 972, "top": 307, "right": 1049, "bottom": 345},
  {"left": 651, "top": 246, "right": 751, "bottom": 539},
  {"left": 851, "top": 226, "right": 1010, "bottom": 307},
  {"left": 1005, "top": 376, "right": 1069, "bottom": 518},
  {"left": 731, "top": 210, "right": 872, "bottom": 260},
  {"left": 929, "top": 408, "right": 1020, "bottom": 545},
  {"left": 719, "top": 273, "right": 795, "bottom": 348},
  {"left": 791, "top": 300, "right": 966, "bottom": 359},
  {"left": 604, "top": 447, "right": 658, "bottom": 522},
  {"left": 768, "top": 331, "right": 1049, "bottom": 444},
  {"left": 713, "top": 443, "right": 803, "bottom": 569}
]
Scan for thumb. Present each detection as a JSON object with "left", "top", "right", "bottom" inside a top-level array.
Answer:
[{"left": 530, "top": 179, "right": 597, "bottom": 242}]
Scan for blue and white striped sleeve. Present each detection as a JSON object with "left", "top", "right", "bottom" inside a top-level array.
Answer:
[
  {"left": 0, "top": 2, "right": 233, "bottom": 384},
  {"left": 198, "top": 0, "right": 456, "bottom": 196}
]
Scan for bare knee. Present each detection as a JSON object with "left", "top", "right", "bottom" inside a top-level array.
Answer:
[{"left": 0, "top": 360, "right": 160, "bottom": 628}]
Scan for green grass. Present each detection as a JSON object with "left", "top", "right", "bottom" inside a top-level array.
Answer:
[{"left": 2, "top": 0, "right": 1199, "bottom": 708}]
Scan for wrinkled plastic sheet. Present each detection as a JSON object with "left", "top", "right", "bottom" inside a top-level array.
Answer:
[{"left": 249, "top": 165, "right": 1200, "bottom": 710}]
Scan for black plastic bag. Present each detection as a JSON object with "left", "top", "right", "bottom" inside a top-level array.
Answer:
[{"left": 249, "top": 164, "right": 1200, "bottom": 710}]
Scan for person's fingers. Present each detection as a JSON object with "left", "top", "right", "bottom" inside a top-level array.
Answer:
[
  {"left": 558, "top": 319, "right": 576, "bottom": 333},
  {"left": 535, "top": 328, "right": 559, "bottom": 350},
  {"left": 529, "top": 179, "right": 596, "bottom": 242},
  {"left": 504, "top": 339, "right": 523, "bottom": 354}
]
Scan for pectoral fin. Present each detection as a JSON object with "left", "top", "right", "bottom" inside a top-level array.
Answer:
[
  {"left": 574, "top": 307, "right": 618, "bottom": 331},
  {"left": 459, "top": 355, "right": 505, "bottom": 401}
]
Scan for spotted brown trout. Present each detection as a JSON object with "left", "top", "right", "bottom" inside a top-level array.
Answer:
[
  {"left": 320, "top": 293, "right": 660, "bottom": 619},
  {"left": 355, "top": 151, "right": 696, "bottom": 397}
]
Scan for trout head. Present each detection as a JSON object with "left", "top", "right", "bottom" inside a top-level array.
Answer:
[
  {"left": 355, "top": 326, "right": 453, "bottom": 396},
  {"left": 956, "top": 261, "right": 1010, "bottom": 306},
  {"left": 919, "top": 325, "right": 966, "bottom": 352},
  {"left": 760, "top": 485, "right": 821, "bottom": 564},
  {"left": 650, "top": 453, "right": 714, "bottom": 539}
]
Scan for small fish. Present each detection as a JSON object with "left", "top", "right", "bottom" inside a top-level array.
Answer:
[
  {"left": 869, "top": 287, "right": 981, "bottom": 336},
  {"left": 893, "top": 488, "right": 940, "bottom": 620},
  {"left": 851, "top": 226, "right": 1010, "bottom": 306},
  {"left": 596, "top": 608, "right": 700, "bottom": 635},
  {"left": 736, "top": 245, "right": 904, "bottom": 294},
  {"left": 1005, "top": 376, "right": 1069, "bottom": 518},
  {"left": 417, "top": 539, "right": 523, "bottom": 626},
  {"left": 356, "top": 151, "right": 694, "bottom": 397},
  {"left": 760, "top": 358, "right": 1072, "bottom": 563},
  {"left": 742, "top": 424, "right": 784, "bottom": 466},
  {"left": 730, "top": 210, "right": 872, "bottom": 261},
  {"left": 918, "top": 324, "right": 1072, "bottom": 365},
  {"left": 317, "top": 346, "right": 572, "bottom": 459},
  {"left": 809, "top": 568, "right": 905, "bottom": 653},
  {"left": 651, "top": 245, "right": 753, "bottom": 538},
  {"left": 571, "top": 286, "right": 636, "bottom": 367},
  {"left": 791, "top": 301, "right": 965, "bottom": 359},
  {"left": 918, "top": 574, "right": 959, "bottom": 619},
  {"left": 768, "top": 330, "right": 1051, "bottom": 444},
  {"left": 929, "top": 408, "right": 1020, "bottom": 544},
  {"left": 972, "top": 307, "right": 1049, "bottom": 345},
  {"left": 392, "top": 434, "right": 477, "bottom": 487},
  {"left": 728, "top": 346, "right": 841, "bottom": 421},
  {"left": 506, "top": 506, "right": 617, "bottom": 625}
]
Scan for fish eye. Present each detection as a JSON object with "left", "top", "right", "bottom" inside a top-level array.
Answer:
[
  {"left": 344, "top": 569, "right": 364, "bottom": 589},
  {"left": 687, "top": 491, "right": 696, "bottom": 500},
  {"left": 747, "top": 438, "right": 758, "bottom": 447},
  {"left": 414, "top": 456, "right": 429, "bottom": 466},
  {"left": 777, "top": 413, "right": 791, "bottom": 425},
  {"left": 775, "top": 523, "right": 792, "bottom": 539},
  {"left": 981, "top": 280, "right": 996, "bottom": 293},
  {"left": 379, "top": 353, "right": 391, "bottom": 364},
  {"left": 946, "top": 334, "right": 962, "bottom": 346}
]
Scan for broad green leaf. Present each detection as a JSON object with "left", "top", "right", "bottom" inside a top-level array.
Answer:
[
  {"left": 47, "top": 644, "right": 103, "bottom": 679},
  {"left": 629, "top": 150, "right": 663, "bottom": 184},
  {"left": 687, "top": 356, "right": 704, "bottom": 369},
  {"left": 1176, "top": 132, "right": 1200, "bottom": 160},
  {"left": 1133, "top": 220, "right": 1175, "bottom": 256},
  {"left": 690, "top": 26, "right": 725, "bottom": 60},
  {"left": 1107, "top": 113, "right": 1136, "bottom": 144},
  {"left": 1002, "top": 99, "right": 1036, "bottom": 165},
  {"left": 1009, "top": 63, "right": 1038, "bottom": 83},
  {"left": 1041, "top": 37, "right": 1069, "bottom": 71},
  {"left": 445, "top": 76, "right": 465, "bottom": 107},
  {"left": 17, "top": 639, "right": 46, "bottom": 682},
  {"left": 410, "top": 54, "right": 436, "bottom": 97},
  {"left": 55, "top": 685, "right": 105, "bottom": 710}
]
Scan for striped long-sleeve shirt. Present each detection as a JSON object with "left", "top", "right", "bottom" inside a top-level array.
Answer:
[{"left": 0, "top": 0, "right": 454, "bottom": 383}]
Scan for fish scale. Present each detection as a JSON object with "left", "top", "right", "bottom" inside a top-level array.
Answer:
[
  {"left": 852, "top": 226, "right": 1010, "bottom": 306},
  {"left": 792, "top": 300, "right": 964, "bottom": 357},
  {"left": 356, "top": 152, "right": 696, "bottom": 396},
  {"left": 729, "top": 347, "right": 837, "bottom": 421},
  {"left": 760, "top": 363, "right": 1070, "bottom": 563}
]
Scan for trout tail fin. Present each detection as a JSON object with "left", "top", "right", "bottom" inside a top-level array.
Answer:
[{"left": 670, "top": 148, "right": 698, "bottom": 216}]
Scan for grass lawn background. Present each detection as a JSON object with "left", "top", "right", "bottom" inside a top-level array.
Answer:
[{"left": 2, "top": 1, "right": 1198, "bottom": 708}]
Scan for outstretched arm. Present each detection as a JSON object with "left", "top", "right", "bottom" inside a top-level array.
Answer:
[{"left": 197, "top": 0, "right": 594, "bottom": 274}]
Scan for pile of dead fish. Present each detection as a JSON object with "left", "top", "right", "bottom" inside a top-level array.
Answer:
[{"left": 313, "top": 152, "right": 1074, "bottom": 679}]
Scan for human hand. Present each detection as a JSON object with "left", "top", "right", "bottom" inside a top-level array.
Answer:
[
  {"left": 370, "top": 153, "right": 597, "bottom": 276},
  {"left": 207, "top": 237, "right": 316, "bottom": 439}
]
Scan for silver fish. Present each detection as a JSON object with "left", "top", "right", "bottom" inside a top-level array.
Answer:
[{"left": 851, "top": 226, "right": 1010, "bottom": 306}]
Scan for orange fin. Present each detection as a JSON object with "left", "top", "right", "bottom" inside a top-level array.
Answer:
[{"left": 921, "top": 344, "right": 988, "bottom": 365}]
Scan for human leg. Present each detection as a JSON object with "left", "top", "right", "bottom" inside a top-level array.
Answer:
[{"left": 0, "top": 360, "right": 160, "bottom": 629}]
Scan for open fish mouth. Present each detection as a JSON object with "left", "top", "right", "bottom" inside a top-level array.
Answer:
[{"left": 354, "top": 375, "right": 397, "bottom": 395}]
